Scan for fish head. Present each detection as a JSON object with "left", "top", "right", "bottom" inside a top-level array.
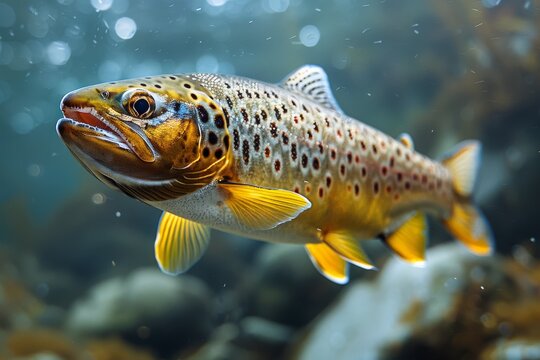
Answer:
[{"left": 57, "top": 75, "right": 231, "bottom": 201}]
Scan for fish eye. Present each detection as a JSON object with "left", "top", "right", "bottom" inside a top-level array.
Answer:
[{"left": 123, "top": 90, "right": 156, "bottom": 119}]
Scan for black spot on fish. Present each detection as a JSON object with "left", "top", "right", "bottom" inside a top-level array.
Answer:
[
  {"left": 202, "top": 147, "right": 210, "bottom": 158},
  {"left": 302, "top": 104, "right": 309, "bottom": 113},
  {"left": 214, "top": 114, "right": 225, "bottom": 129},
  {"left": 373, "top": 181, "right": 380, "bottom": 194},
  {"left": 318, "top": 187, "right": 324, "bottom": 198},
  {"left": 224, "top": 82, "right": 231, "bottom": 89},
  {"left": 254, "top": 91, "right": 260, "bottom": 99},
  {"left": 245, "top": 89, "right": 252, "bottom": 98},
  {"left": 254, "top": 134, "right": 260, "bottom": 152},
  {"left": 261, "top": 109, "right": 268, "bottom": 120},
  {"left": 340, "top": 164, "right": 346, "bottom": 176},
  {"left": 355, "top": 183, "right": 360, "bottom": 196},
  {"left": 233, "top": 129, "right": 240, "bottom": 150},
  {"left": 140, "top": 83, "right": 147, "bottom": 87},
  {"left": 313, "top": 122, "right": 319, "bottom": 133},
  {"left": 347, "top": 152, "right": 352, "bottom": 164},
  {"left": 255, "top": 114, "right": 261, "bottom": 125},
  {"left": 208, "top": 131, "right": 218, "bottom": 145},
  {"left": 372, "top": 144, "right": 378, "bottom": 155},
  {"left": 282, "top": 132, "right": 289, "bottom": 145},
  {"left": 169, "top": 76, "right": 177, "bottom": 80},
  {"left": 265, "top": 147, "right": 271, "bottom": 158},
  {"left": 237, "top": 90, "right": 244, "bottom": 99},
  {"left": 301, "top": 154, "right": 308, "bottom": 168},
  {"left": 281, "top": 104, "right": 288, "bottom": 114},
  {"left": 226, "top": 96, "right": 233, "bottom": 109},
  {"left": 197, "top": 105, "right": 209, "bottom": 123},
  {"left": 191, "top": 93, "right": 198, "bottom": 100},
  {"left": 241, "top": 108, "right": 249, "bottom": 123},
  {"left": 274, "top": 159, "right": 281, "bottom": 172},
  {"left": 215, "top": 148, "right": 223, "bottom": 159},
  {"left": 155, "top": 84, "right": 162, "bottom": 89},
  {"left": 312, "top": 157, "right": 320, "bottom": 170},
  {"left": 270, "top": 122, "right": 278, "bottom": 138},
  {"left": 291, "top": 143, "right": 297, "bottom": 161},
  {"left": 173, "top": 102, "right": 181, "bottom": 112},
  {"left": 223, "top": 134, "right": 230, "bottom": 150},
  {"left": 326, "top": 176, "right": 332, "bottom": 188},
  {"left": 274, "top": 107, "right": 281, "bottom": 121},
  {"left": 209, "top": 103, "right": 217, "bottom": 110},
  {"left": 242, "top": 140, "right": 250, "bottom": 164}
]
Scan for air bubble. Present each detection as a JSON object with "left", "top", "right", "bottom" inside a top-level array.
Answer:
[
  {"left": 27, "top": 164, "right": 41, "bottom": 177},
  {"left": 299, "top": 25, "right": 320, "bottom": 47},
  {"left": 114, "top": 17, "right": 137, "bottom": 40},
  {"left": 91, "top": 193, "right": 106, "bottom": 205},
  {"left": 481, "top": 0, "right": 501, "bottom": 8},
  {"left": 91, "top": 0, "right": 114, "bottom": 11},
  {"left": 46, "top": 41, "right": 71, "bottom": 65}
]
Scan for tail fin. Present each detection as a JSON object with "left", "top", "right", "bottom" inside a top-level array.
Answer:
[{"left": 441, "top": 141, "right": 494, "bottom": 255}]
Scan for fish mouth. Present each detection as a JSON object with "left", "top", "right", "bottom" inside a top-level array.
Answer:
[{"left": 58, "top": 107, "right": 131, "bottom": 152}]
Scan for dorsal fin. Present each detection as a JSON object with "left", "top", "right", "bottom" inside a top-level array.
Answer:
[{"left": 280, "top": 65, "right": 343, "bottom": 114}]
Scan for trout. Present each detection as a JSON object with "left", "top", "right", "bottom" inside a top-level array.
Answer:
[{"left": 57, "top": 65, "right": 493, "bottom": 284}]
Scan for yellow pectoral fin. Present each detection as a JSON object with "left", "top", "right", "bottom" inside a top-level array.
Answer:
[
  {"left": 305, "top": 242, "right": 349, "bottom": 284},
  {"left": 324, "top": 231, "right": 376, "bottom": 270},
  {"left": 219, "top": 182, "right": 311, "bottom": 230},
  {"left": 154, "top": 212, "right": 211, "bottom": 275},
  {"left": 384, "top": 212, "right": 427, "bottom": 265}
]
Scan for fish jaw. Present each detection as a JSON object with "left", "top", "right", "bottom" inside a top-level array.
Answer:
[{"left": 57, "top": 106, "right": 166, "bottom": 183}]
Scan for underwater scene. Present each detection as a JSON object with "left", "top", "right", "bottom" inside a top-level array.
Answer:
[{"left": 1, "top": 0, "right": 540, "bottom": 359}]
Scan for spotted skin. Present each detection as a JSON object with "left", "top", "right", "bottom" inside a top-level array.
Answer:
[{"left": 174, "top": 72, "right": 454, "bottom": 242}]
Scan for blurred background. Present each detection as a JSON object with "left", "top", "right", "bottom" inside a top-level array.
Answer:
[{"left": 0, "top": 0, "right": 539, "bottom": 359}]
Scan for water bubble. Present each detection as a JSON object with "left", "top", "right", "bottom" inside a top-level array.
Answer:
[
  {"left": 91, "top": 193, "right": 106, "bottom": 205},
  {"left": 0, "top": 3, "right": 16, "bottom": 28},
  {"left": 531, "top": 237, "right": 536, "bottom": 243},
  {"left": 115, "top": 211, "right": 121, "bottom": 217},
  {"left": 46, "top": 41, "right": 71, "bottom": 65},
  {"left": 27, "top": 164, "right": 41, "bottom": 177},
  {"left": 10, "top": 112, "right": 35, "bottom": 134},
  {"left": 91, "top": 0, "right": 114, "bottom": 11},
  {"left": 267, "top": 0, "right": 289, "bottom": 13},
  {"left": 207, "top": 0, "right": 228, "bottom": 6},
  {"left": 299, "top": 25, "right": 320, "bottom": 47},
  {"left": 481, "top": 0, "right": 501, "bottom": 8},
  {"left": 196, "top": 54, "right": 219, "bottom": 73},
  {"left": 28, "top": 19, "right": 49, "bottom": 38},
  {"left": 115, "top": 17, "right": 137, "bottom": 40}
]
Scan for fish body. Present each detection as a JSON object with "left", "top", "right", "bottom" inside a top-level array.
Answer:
[{"left": 57, "top": 65, "right": 493, "bottom": 283}]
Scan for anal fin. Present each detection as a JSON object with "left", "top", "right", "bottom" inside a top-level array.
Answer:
[
  {"left": 155, "top": 212, "right": 211, "bottom": 275},
  {"left": 443, "top": 202, "right": 493, "bottom": 255},
  {"left": 305, "top": 243, "right": 349, "bottom": 284},
  {"left": 383, "top": 212, "right": 427, "bottom": 265},
  {"left": 323, "top": 231, "right": 376, "bottom": 270}
]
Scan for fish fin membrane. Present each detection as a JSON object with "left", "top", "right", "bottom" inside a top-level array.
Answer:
[
  {"left": 398, "top": 133, "right": 415, "bottom": 150},
  {"left": 442, "top": 140, "right": 481, "bottom": 197},
  {"left": 280, "top": 65, "right": 344, "bottom": 114},
  {"left": 305, "top": 242, "right": 349, "bottom": 284},
  {"left": 154, "top": 212, "right": 210, "bottom": 275},
  {"left": 384, "top": 212, "right": 427, "bottom": 265},
  {"left": 323, "top": 231, "right": 376, "bottom": 270},
  {"left": 443, "top": 201, "right": 493, "bottom": 255},
  {"left": 219, "top": 182, "right": 311, "bottom": 230}
]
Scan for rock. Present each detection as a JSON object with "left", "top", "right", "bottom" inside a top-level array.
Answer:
[
  {"left": 295, "top": 243, "right": 540, "bottom": 360},
  {"left": 66, "top": 268, "right": 213, "bottom": 356}
]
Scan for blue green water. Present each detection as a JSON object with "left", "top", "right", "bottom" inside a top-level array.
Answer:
[{"left": 0, "top": 1, "right": 538, "bottom": 359}]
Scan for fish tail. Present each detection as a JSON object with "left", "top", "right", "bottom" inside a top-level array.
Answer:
[{"left": 441, "top": 140, "right": 494, "bottom": 255}]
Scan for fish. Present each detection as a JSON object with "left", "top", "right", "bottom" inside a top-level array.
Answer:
[{"left": 56, "top": 65, "right": 493, "bottom": 284}]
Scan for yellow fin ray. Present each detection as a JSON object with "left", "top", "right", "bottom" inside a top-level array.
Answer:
[
  {"left": 442, "top": 140, "right": 480, "bottom": 197},
  {"left": 384, "top": 212, "right": 427, "bottom": 265},
  {"left": 324, "top": 231, "right": 376, "bottom": 270},
  {"left": 443, "top": 202, "right": 493, "bottom": 255},
  {"left": 154, "top": 212, "right": 210, "bottom": 275},
  {"left": 219, "top": 182, "right": 311, "bottom": 230},
  {"left": 305, "top": 242, "right": 349, "bottom": 284}
]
